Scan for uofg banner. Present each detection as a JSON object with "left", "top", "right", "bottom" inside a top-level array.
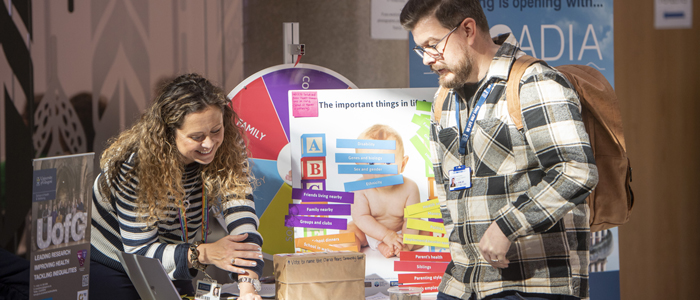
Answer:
[{"left": 30, "top": 153, "right": 94, "bottom": 300}]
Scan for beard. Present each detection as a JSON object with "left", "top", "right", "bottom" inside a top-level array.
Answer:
[{"left": 433, "top": 48, "right": 474, "bottom": 89}]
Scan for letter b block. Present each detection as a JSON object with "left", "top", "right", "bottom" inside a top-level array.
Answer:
[{"left": 301, "top": 157, "right": 327, "bottom": 180}]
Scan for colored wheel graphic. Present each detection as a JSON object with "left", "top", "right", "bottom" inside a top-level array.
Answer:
[{"left": 227, "top": 64, "right": 357, "bottom": 257}]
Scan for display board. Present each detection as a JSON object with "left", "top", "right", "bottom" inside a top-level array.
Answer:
[
  {"left": 29, "top": 153, "right": 94, "bottom": 300},
  {"left": 289, "top": 87, "right": 449, "bottom": 296},
  {"left": 227, "top": 64, "right": 357, "bottom": 257}
]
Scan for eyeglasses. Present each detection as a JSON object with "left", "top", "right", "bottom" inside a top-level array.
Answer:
[{"left": 413, "top": 26, "right": 459, "bottom": 59}]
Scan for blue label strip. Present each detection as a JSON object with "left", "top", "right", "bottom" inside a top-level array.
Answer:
[
  {"left": 344, "top": 174, "right": 404, "bottom": 192},
  {"left": 337, "top": 164, "right": 398, "bottom": 175},
  {"left": 334, "top": 153, "right": 395, "bottom": 164},
  {"left": 336, "top": 139, "right": 395, "bottom": 150}
]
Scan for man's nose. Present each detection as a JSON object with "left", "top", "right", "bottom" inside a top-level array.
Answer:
[{"left": 422, "top": 54, "right": 437, "bottom": 65}]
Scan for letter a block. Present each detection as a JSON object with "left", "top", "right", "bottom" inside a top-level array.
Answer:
[
  {"left": 301, "top": 134, "right": 326, "bottom": 157},
  {"left": 301, "top": 157, "right": 327, "bottom": 180}
]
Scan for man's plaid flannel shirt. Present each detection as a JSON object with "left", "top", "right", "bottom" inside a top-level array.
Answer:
[{"left": 430, "top": 33, "right": 598, "bottom": 300}]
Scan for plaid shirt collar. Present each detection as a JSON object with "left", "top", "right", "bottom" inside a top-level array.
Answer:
[{"left": 453, "top": 33, "right": 520, "bottom": 102}]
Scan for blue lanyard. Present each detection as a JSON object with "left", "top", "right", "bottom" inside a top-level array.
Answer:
[{"left": 455, "top": 83, "right": 494, "bottom": 155}]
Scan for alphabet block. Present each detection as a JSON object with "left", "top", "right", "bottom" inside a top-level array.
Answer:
[
  {"left": 301, "top": 179, "right": 325, "bottom": 190},
  {"left": 301, "top": 157, "right": 327, "bottom": 180},
  {"left": 301, "top": 134, "right": 326, "bottom": 157}
]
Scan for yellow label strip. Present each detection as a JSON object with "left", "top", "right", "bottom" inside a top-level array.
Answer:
[
  {"left": 406, "top": 208, "right": 442, "bottom": 219},
  {"left": 402, "top": 234, "right": 449, "bottom": 248},
  {"left": 404, "top": 199, "right": 440, "bottom": 216},
  {"left": 406, "top": 219, "right": 446, "bottom": 234}
]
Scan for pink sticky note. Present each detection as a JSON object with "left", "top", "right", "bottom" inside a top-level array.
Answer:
[{"left": 292, "top": 91, "right": 319, "bottom": 117}]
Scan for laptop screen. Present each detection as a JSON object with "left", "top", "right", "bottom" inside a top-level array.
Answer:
[{"left": 116, "top": 252, "right": 185, "bottom": 300}]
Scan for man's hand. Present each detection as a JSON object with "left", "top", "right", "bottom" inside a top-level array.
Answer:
[
  {"left": 478, "top": 221, "right": 511, "bottom": 269},
  {"left": 238, "top": 291, "right": 262, "bottom": 300},
  {"left": 238, "top": 281, "right": 262, "bottom": 300}
]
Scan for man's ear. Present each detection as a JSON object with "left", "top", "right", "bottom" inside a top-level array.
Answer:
[
  {"left": 460, "top": 17, "right": 478, "bottom": 45},
  {"left": 399, "top": 155, "right": 409, "bottom": 173}
]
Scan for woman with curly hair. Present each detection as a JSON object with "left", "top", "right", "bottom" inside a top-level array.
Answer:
[{"left": 89, "top": 73, "right": 263, "bottom": 300}]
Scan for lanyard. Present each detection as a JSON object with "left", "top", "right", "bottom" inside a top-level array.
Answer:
[
  {"left": 455, "top": 82, "right": 495, "bottom": 155},
  {"left": 179, "top": 187, "right": 209, "bottom": 243}
]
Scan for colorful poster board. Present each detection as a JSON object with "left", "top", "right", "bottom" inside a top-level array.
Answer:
[
  {"left": 227, "top": 64, "right": 357, "bottom": 258},
  {"left": 30, "top": 153, "right": 94, "bottom": 300},
  {"left": 289, "top": 88, "right": 451, "bottom": 296}
]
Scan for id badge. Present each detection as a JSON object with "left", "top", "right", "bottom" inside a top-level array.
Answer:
[
  {"left": 448, "top": 166, "right": 471, "bottom": 191},
  {"left": 195, "top": 279, "right": 222, "bottom": 300}
]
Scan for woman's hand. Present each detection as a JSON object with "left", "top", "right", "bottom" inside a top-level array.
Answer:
[{"left": 197, "top": 233, "right": 262, "bottom": 274}]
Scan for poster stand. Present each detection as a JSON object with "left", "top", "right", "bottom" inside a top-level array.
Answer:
[{"left": 29, "top": 153, "right": 94, "bottom": 300}]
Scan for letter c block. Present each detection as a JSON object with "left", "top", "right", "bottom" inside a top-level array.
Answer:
[{"left": 302, "top": 179, "right": 325, "bottom": 190}]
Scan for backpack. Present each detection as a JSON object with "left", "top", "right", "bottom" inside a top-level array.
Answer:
[{"left": 506, "top": 55, "right": 634, "bottom": 232}]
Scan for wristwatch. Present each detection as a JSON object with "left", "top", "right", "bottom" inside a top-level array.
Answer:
[{"left": 237, "top": 277, "right": 261, "bottom": 292}]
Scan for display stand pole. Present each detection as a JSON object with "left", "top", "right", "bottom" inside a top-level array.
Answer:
[{"left": 283, "top": 22, "right": 304, "bottom": 64}]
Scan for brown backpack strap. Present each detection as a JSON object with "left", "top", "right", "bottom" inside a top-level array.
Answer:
[
  {"left": 506, "top": 55, "right": 542, "bottom": 130},
  {"left": 433, "top": 86, "right": 451, "bottom": 124}
]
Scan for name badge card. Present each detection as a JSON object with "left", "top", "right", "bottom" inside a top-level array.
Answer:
[
  {"left": 448, "top": 166, "right": 471, "bottom": 191},
  {"left": 195, "top": 279, "right": 222, "bottom": 300}
]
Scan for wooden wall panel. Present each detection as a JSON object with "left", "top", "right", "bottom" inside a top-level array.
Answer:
[
  {"left": 615, "top": 1, "right": 700, "bottom": 299},
  {"left": 242, "top": 0, "right": 409, "bottom": 89}
]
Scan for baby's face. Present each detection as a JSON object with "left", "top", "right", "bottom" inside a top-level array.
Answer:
[{"left": 355, "top": 144, "right": 405, "bottom": 179}]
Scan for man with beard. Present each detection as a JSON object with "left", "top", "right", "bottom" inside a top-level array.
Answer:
[{"left": 400, "top": 1, "right": 598, "bottom": 300}]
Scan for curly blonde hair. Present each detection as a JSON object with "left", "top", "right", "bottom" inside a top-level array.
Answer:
[{"left": 99, "top": 73, "right": 250, "bottom": 225}]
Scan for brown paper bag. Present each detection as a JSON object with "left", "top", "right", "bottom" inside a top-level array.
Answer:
[{"left": 274, "top": 252, "right": 366, "bottom": 300}]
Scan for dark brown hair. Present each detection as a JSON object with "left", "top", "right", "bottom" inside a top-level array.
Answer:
[{"left": 400, "top": 0, "right": 489, "bottom": 33}]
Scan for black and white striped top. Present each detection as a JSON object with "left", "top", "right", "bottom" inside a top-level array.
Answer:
[{"left": 90, "top": 153, "right": 263, "bottom": 280}]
